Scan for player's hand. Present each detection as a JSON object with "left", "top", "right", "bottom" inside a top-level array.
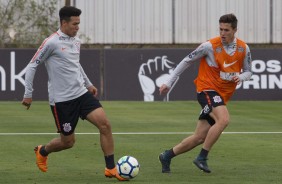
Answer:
[
  {"left": 232, "top": 76, "right": 241, "bottom": 84},
  {"left": 159, "top": 84, "right": 170, "bottom": 95},
  {"left": 22, "top": 98, "right": 32, "bottom": 110},
  {"left": 88, "top": 85, "right": 98, "bottom": 97}
]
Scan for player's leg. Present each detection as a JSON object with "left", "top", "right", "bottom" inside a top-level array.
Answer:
[
  {"left": 44, "top": 103, "right": 78, "bottom": 152},
  {"left": 202, "top": 105, "right": 229, "bottom": 151},
  {"left": 34, "top": 103, "right": 79, "bottom": 172},
  {"left": 193, "top": 91, "right": 229, "bottom": 173},
  {"left": 173, "top": 120, "right": 211, "bottom": 155},
  {"left": 80, "top": 92, "right": 127, "bottom": 181},
  {"left": 35, "top": 133, "right": 76, "bottom": 171},
  {"left": 35, "top": 131, "right": 76, "bottom": 173},
  {"left": 86, "top": 107, "right": 114, "bottom": 157},
  {"left": 86, "top": 107, "right": 128, "bottom": 181},
  {"left": 159, "top": 120, "right": 210, "bottom": 173},
  {"left": 193, "top": 105, "right": 229, "bottom": 173},
  {"left": 45, "top": 133, "right": 76, "bottom": 152}
]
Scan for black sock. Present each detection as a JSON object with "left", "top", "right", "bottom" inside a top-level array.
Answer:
[
  {"left": 39, "top": 145, "right": 49, "bottom": 157},
  {"left": 164, "top": 148, "right": 176, "bottom": 160},
  {"left": 105, "top": 154, "right": 115, "bottom": 169},
  {"left": 198, "top": 148, "right": 209, "bottom": 159}
]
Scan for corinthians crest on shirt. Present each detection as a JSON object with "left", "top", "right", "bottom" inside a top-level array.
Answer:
[
  {"left": 63, "top": 123, "right": 72, "bottom": 132},
  {"left": 237, "top": 46, "right": 244, "bottom": 52},
  {"left": 216, "top": 47, "right": 222, "bottom": 53}
]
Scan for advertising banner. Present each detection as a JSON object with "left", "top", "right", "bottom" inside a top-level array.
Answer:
[{"left": 0, "top": 48, "right": 281, "bottom": 101}]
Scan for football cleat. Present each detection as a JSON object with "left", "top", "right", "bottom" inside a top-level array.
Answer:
[
  {"left": 105, "top": 167, "right": 129, "bottom": 181},
  {"left": 34, "top": 145, "right": 48, "bottom": 172},
  {"left": 193, "top": 157, "right": 211, "bottom": 173},
  {"left": 159, "top": 151, "right": 171, "bottom": 173}
]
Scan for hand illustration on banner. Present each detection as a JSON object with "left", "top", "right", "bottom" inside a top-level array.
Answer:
[{"left": 138, "top": 56, "right": 179, "bottom": 101}]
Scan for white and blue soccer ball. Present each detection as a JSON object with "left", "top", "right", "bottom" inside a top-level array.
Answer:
[{"left": 116, "top": 156, "right": 140, "bottom": 179}]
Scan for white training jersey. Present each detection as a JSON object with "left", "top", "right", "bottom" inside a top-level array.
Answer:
[{"left": 24, "top": 29, "right": 93, "bottom": 105}]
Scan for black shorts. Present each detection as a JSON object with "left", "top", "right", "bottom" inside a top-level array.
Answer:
[
  {"left": 50, "top": 92, "right": 102, "bottom": 135},
  {"left": 197, "top": 91, "right": 225, "bottom": 126}
]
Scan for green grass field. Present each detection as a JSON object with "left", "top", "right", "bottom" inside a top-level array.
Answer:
[{"left": 0, "top": 101, "right": 281, "bottom": 184}]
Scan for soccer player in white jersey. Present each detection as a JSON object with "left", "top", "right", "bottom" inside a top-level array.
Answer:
[
  {"left": 159, "top": 14, "right": 252, "bottom": 173},
  {"left": 22, "top": 6, "right": 127, "bottom": 181}
]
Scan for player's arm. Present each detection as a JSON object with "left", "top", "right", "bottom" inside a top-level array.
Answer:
[
  {"left": 22, "top": 40, "right": 53, "bottom": 109},
  {"left": 79, "top": 64, "right": 98, "bottom": 96},
  {"left": 160, "top": 42, "right": 209, "bottom": 95},
  {"left": 232, "top": 45, "right": 252, "bottom": 83}
]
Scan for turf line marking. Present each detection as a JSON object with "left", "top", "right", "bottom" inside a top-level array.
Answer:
[{"left": 0, "top": 132, "right": 282, "bottom": 135}]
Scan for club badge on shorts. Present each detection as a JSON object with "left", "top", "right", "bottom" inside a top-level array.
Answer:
[
  {"left": 213, "top": 96, "right": 222, "bottom": 103},
  {"left": 63, "top": 123, "right": 72, "bottom": 132}
]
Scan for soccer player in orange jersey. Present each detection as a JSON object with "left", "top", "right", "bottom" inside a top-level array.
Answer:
[{"left": 159, "top": 14, "right": 252, "bottom": 173}]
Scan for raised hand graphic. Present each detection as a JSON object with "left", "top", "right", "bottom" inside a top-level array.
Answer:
[{"left": 138, "top": 56, "right": 178, "bottom": 101}]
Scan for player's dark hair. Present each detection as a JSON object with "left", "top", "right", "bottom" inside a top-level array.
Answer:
[
  {"left": 219, "top": 13, "right": 237, "bottom": 29},
  {"left": 59, "top": 6, "right": 81, "bottom": 24}
]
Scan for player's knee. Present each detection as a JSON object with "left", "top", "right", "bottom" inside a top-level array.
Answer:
[
  {"left": 220, "top": 116, "right": 230, "bottom": 127},
  {"left": 62, "top": 138, "right": 75, "bottom": 149},
  {"left": 98, "top": 120, "right": 112, "bottom": 134},
  {"left": 194, "top": 134, "right": 206, "bottom": 144},
  {"left": 215, "top": 117, "right": 229, "bottom": 131},
  {"left": 198, "top": 136, "right": 206, "bottom": 144}
]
